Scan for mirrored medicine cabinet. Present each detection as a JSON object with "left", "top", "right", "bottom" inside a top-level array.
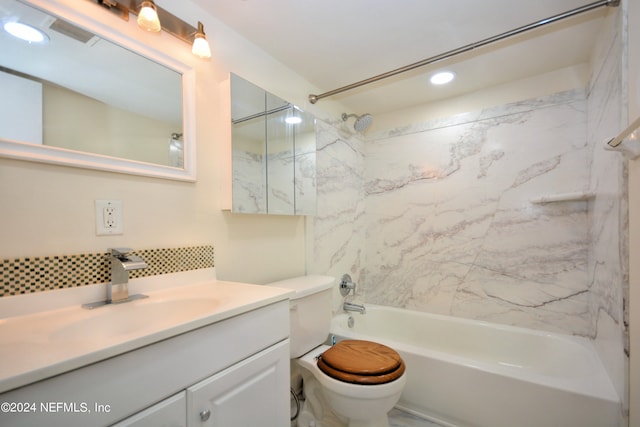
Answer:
[
  {"left": 231, "top": 73, "right": 316, "bottom": 215},
  {"left": 0, "top": 0, "right": 196, "bottom": 181}
]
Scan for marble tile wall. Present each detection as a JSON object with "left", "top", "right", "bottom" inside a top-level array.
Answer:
[
  {"left": 362, "top": 90, "right": 593, "bottom": 336},
  {"left": 311, "top": 84, "right": 625, "bottom": 339},
  {"left": 307, "top": 121, "right": 366, "bottom": 312}
]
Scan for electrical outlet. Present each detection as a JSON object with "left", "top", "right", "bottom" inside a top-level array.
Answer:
[
  {"left": 95, "top": 200, "right": 123, "bottom": 235},
  {"left": 103, "top": 206, "right": 116, "bottom": 228}
]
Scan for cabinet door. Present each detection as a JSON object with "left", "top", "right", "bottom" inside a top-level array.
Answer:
[
  {"left": 186, "top": 340, "right": 289, "bottom": 427},
  {"left": 111, "top": 392, "right": 185, "bottom": 427}
]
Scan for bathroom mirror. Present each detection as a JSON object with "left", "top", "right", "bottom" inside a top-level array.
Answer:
[
  {"left": 231, "top": 74, "right": 316, "bottom": 215},
  {"left": 0, "top": 0, "right": 196, "bottom": 181}
]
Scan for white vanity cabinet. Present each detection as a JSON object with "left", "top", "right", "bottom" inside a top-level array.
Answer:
[
  {"left": 115, "top": 341, "right": 289, "bottom": 427},
  {"left": 0, "top": 300, "right": 290, "bottom": 427},
  {"left": 186, "top": 341, "right": 289, "bottom": 426}
]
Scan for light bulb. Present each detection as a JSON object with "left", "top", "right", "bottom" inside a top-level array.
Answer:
[
  {"left": 192, "top": 22, "right": 211, "bottom": 59},
  {"left": 430, "top": 71, "right": 456, "bottom": 85},
  {"left": 137, "top": 1, "right": 161, "bottom": 32}
]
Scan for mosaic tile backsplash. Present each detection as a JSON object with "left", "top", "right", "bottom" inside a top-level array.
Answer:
[{"left": 1, "top": 245, "right": 214, "bottom": 297}]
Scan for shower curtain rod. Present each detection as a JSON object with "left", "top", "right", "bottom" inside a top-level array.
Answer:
[{"left": 308, "top": 0, "right": 620, "bottom": 104}]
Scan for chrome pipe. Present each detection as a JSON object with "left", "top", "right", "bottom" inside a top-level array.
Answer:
[
  {"left": 231, "top": 103, "right": 292, "bottom": 125},
  {"left": 308, "top": 0, "right": 619, "bottom": 104}
]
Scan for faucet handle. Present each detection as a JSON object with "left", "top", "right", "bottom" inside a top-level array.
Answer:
[
  {"left": 110, "top": 247, "right": 134, "bottom": 257},
  {"left": 339, "top": 274, "right": 356, "bottom": 296}
]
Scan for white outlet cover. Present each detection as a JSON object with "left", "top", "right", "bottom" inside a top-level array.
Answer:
[{"left": 95, "top": 199, "right": 123, "bottom": 235}]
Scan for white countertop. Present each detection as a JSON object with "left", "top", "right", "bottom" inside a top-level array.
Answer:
[{"left": 0, "top": 269, "right": 293, "bottom": 393}]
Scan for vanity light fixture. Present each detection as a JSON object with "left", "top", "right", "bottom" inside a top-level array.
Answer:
[
  {"left": 191, "top": 21, "right": 211, "bottom": 59},
  {"left": 136, "top": 1, "right": 161, "bottom": 32},
  {"left": 429, "top": 71, "right": 456, "bottom": 85},
  {"left": 91, "top": 0, "right": 211, "bottom": 59},
  {"left": 3, "top": 21, "right": 49, "bottom": 43}
]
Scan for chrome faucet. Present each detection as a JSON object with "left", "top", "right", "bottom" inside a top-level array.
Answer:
[
  {"left": 83, "top": 248, "right": 148, "bottom": 309},
  {"left": 343, "top": 301, "right": 366, "bottom": 314},
  {"left": 108, "top": 248, "right": 147, "bottom": 302}
]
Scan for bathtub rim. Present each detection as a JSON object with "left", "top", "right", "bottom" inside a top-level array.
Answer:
[{"left": 330, "top": 304, "right": 620, "bottom": 404}]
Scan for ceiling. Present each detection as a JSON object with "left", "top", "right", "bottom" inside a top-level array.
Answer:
[{"left": 193, "top": 0, "right": 611, "bottom": 115}]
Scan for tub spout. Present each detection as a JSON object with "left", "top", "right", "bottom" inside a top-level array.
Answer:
[{"left": 343, "top": 302, "right": 366, "bottom": 314}]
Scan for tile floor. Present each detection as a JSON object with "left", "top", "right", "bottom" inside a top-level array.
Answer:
[{"left": 389, "top": 408, "right": 444, "bottom": 427}]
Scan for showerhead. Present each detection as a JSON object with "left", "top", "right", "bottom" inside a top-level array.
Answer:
[{"left": 342, "top": 112, "right": 373, "bottom": 132}]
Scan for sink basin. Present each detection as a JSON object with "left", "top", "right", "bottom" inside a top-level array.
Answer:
[{"left": 50, "top": 298, "right": 219, "bottom": 342}]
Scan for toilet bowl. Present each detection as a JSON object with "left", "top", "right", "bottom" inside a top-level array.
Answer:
[
  {"left": 267, "top": 275, "right": 407, "bottom": 427},
  {"left": 298, "top": 344, "right": 407, "bottom": 427}
]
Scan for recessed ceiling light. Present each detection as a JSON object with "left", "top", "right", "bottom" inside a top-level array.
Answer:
[
  {"left": 430, "top": 71, "right": 455, "bottom": 85},
  {"left": 3, "top": 21, "right": 49, "bottom": 43}
]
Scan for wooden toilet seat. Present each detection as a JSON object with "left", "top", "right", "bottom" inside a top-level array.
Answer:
[{"left": 317, "top": 340, "right": 405, "bottom": 385}]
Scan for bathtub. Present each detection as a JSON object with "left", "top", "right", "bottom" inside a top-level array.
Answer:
[{"left": 330, "top": 304, "right": 621, "bottom": 427}]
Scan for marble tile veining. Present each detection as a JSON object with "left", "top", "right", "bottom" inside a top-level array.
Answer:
[
  {"left": 311, "top": 82, "right": 624, "bottom": 339},
  {"left": 361, "top": 91, "right": 594, "bottom": 335}
]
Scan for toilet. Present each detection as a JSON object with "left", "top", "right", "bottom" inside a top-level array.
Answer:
[{"left": 268, "top": 276, "right": 406, "bottom": 427}]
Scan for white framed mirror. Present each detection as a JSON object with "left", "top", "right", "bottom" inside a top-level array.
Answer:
[{"left": 0, "top": 0, "right": 196, "bottom": 181}]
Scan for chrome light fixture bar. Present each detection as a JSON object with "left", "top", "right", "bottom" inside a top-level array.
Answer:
[{"left": 93, "top": 0, "right": 211, "bottom": 58}]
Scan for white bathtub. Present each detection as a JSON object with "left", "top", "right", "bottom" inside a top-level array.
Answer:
[{"left": 330, "top": 304, "right": 621, "bottom": 427}]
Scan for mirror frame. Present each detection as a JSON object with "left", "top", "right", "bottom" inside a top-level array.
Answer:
[{"left": 0, "top": 0, "right": 197, "bottom": 182}]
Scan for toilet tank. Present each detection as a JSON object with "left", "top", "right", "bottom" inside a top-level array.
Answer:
[{"left": 267, "top": 275, "right": 334, "bottom": 358}]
